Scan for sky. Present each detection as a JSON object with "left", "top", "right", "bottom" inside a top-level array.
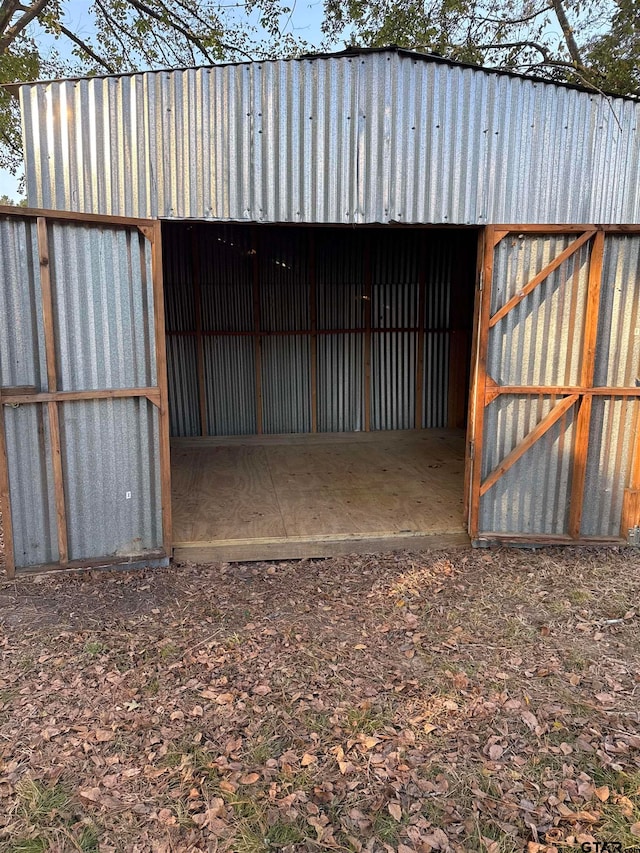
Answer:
[{"left": 0, "top": 0, "right": 329, "bottom": 201}]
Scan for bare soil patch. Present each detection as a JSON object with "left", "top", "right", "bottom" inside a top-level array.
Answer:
[{"left": 0, "top": 539, "right": 639, "bottom": 852}]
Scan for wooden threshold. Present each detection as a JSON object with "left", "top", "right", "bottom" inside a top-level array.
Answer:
[{"left": 174, "top": 530, "right": 470, "bottom": 563}]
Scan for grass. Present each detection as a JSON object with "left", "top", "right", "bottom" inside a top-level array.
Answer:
[
  {"left": 82, "top": 640, "right": 106, "bottom": 657},
  {"left": 345, "top": 704, "right": 393, "bottom": 735},
  {"left": 372, "top": 810, "right": 408, "bottom": 845},
  {"left": 15, "top": 779, "right": 71, "bottom": 826},
  {"left": 7, "top": 842, "right": 48, "bottom": 853}
]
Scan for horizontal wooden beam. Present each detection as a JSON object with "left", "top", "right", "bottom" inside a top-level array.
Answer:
[
  {"left": 489, "top": 230, "right": 595, "bottom": 328},
  {"left": 492, "top": 224, "right": 640, "bottom": 234},
  {"left": 17, "top": 549, "right": 168, "bottom": 575},
  {"left": 0, "top": 385, "right": 37, "bottom": 396},
  {"left": 1, "top": 388, "right": 161, "bottom": 406},
  {"left": 480, "top": 394, "right": 579, "bottom": 496},
  {"left": 0, "top": 204, "right": 156, "bottom": 229},
  {"left": 483, "top": 384, "right": 640, "bottom": 401},
  {"left": 165, "top": 326, "right": 460, "bottom": 338}
]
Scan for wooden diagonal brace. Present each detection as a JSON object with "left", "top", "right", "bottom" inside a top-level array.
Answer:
[
  {"left": 480, "top": 394, "right": 579, "bottom": 496},
  {"left": 489, "top": 230, "right": 596, "bottom": 328}
]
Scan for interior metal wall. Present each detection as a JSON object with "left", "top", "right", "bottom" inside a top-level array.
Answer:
[{"left": 164, "top": 224, "right": 476, "bottom": 437}]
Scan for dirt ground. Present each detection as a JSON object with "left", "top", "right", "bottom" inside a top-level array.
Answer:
[{"left": 0, "top": 526, "right": 639, "bottom": 852}]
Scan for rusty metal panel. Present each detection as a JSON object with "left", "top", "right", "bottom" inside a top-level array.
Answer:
[{"left": 20, "top": 51, "right": 640, "bottom": 225}]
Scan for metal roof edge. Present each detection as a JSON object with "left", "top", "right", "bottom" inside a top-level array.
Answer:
[{"left": 3, "top": 44, "right": 638, "bottom": 104}]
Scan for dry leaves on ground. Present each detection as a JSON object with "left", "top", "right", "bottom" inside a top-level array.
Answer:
[{"left": 0, "top": 544, "right": 639, "bottom": 852}]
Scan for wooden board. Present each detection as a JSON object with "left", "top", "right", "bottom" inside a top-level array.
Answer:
[
  {"left": 171, "top": 429, "right": 467, "bottom": 559},
  {"left": 174, "top": 531, "right": 470, "bottom": 563}
]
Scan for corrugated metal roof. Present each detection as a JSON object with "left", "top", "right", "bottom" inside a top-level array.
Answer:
[
  {"left": 8, "top": 45, "right": 637, "bottom": 100},
  {"left": 19, "top": 50, "right": 640, "bottom": 224}
]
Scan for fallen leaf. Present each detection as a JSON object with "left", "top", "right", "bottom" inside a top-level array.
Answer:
[
  {"left": 521, "top": 711, "right": 539, "bottom": 731},
  {"left": 301, "top": 753, "right": 316, "bottom": 766},
  {"left": 239, "top": 772, "right": 260, "bottom": 785},
  {"left": 157, "top": 807, "right": 176, "bottom": 825},
  {"left": 79, "top": 787, "right": 102, "bottom": 804},
  {"left": 95, "top": 729, "right": 114, "bottom": 742},
  {"left": 594, "top": 785, "right": 609, "bottom": 802},
  {"left": 387, "top": 802, "right": 402, "bottom": 821},
  {"left": 630, "top": 822, "right": 640, "bottom": 838}
]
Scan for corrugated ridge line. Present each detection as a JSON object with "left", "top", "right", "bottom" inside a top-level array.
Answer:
[{"left": 22, "top": 53, "right": 640, "bottom": 224}]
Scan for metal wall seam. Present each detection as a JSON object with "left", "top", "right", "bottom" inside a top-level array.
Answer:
[{"left": 20, "top": 52, "right": 640, "bottom": 224}]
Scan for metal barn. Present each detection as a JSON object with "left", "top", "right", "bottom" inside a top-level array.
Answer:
[{"left": 1, "top": 47, "right": 640, "bottom": 575}]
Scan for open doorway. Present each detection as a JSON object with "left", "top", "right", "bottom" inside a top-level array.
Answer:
[{"left": 162, "top": 222, "right": 478, "bottom": 561}]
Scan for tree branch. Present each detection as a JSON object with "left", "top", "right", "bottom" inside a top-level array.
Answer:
[
  {"left": 0, "top": 0, "right": 22, "bottom": 36},
  {"left": 57, "top": 23, "right": 115, "bottom": 72},
  {"left": 0, "top": 0, "right": 48, "bottom": 51},
  {"left": 550, "top": 0, "right": 583, "bottom": 66},
  {"left": 124, "top": 0, "right": 215, "bottom": 62}
]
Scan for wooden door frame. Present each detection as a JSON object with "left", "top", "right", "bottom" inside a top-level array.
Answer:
[
  {"left": 0, "top": 206, "right": 172, "bottom": 577},
  {"left": 465, "top": 223, "right": 640, "bottom": 545}
]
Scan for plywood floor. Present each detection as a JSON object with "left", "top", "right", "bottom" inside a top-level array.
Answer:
[{"left": 171, "top": 430, "right": 469, "bottom": 561}]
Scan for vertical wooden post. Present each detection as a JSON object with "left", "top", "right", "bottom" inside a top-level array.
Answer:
[
  {"left": 463, "top": 229, "right": 487, "bottom": 522},
  {"left": 151, "top": 220, "right": 173, "bottom": 557},
  {"left": 309, "top": 231, "right": 318, "bottom": 433},
  {"left": 364, "top": 234, "right": 372, "bottom": 432},
  {"left": 468, "top": 226, "right": 495, "bottom": 539},
  {"left": 252, "top": 226, "right": 263, "bottom": 435},
  {"left": 568, "top": 230, "right": 604, "bottom": 538},
  {"left": 37, "top": 217, "right": 69, "bottom": 566},
  {"left": 415, "top": 241, "right": 426, "bottom": 430},
  {"left": 191, "top": 226, "right": 208, "bottom": 437},
  {"left": 0, "top": 395, "right": 15, "bottom": 578}
]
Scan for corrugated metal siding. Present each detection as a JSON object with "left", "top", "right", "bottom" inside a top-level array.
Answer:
[
  {"left": 581, "top": 235, "right": 640, "bottom": 535},
  {"left": 205, "top": 338, "right": 256, "bottom": 434},
  {"left": 48, "top": 222, "right": 156, "bottom": 390},
  {"left": 479, "top": 395, "right": 576, "bottom": 534},
  {"left": 315, "top": 229, "right": 366, "bottom": 432},
  {"left": 581, "top": 397, "right": 637, "bottom": 536},
  {"left": 60, "top": 398, "right": 161, "bottom": 560},
  {"left": 480, "top": 233, "right": 589, "bottom": 534},
  {"left": 488, "top": 235, "right": 590, "bottom": 386},
  {"left": 0, "top": 214, "right": 163, "bottom": 569},
  {"left": 21, "top": 53, "right": 640, "bottom": 224},
  {"left": 4, "top": 405, "right": 59, "bottom": 567},
  {"left": 480, "top": 231, "right": 640, "bottom": 539}
]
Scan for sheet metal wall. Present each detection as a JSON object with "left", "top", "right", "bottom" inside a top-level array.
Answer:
[
  {"left": 0, "top": 214, "right": 163, "bottom": 569},
  {"left": 478, "top": 232, "right": 640, "bottom": 539},
  {"left": 164, "top": 223, "right": 474, "bottom": 436},
  {"left": 19, "top": 51, "right": 640, "bottom": 225}
]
